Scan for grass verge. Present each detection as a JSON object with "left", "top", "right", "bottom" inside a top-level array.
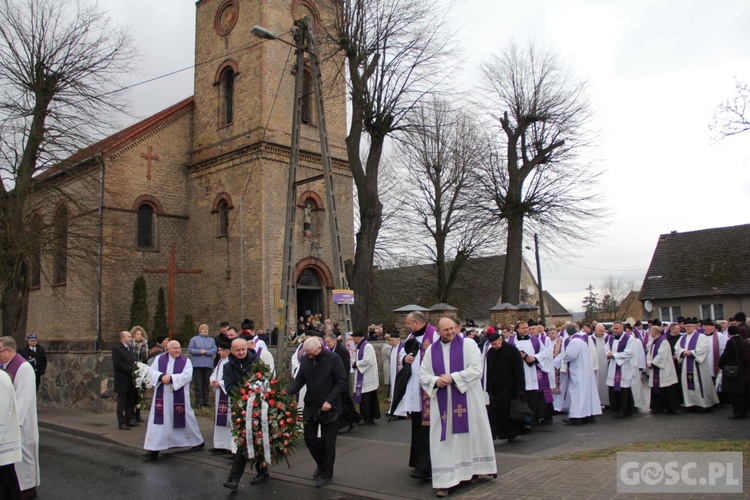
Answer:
[{"left": 555, "top": 440, "right": 750, "bottom": 466}]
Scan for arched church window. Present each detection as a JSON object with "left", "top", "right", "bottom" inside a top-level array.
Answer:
[
  {"left": 218, "top": 199, "right": 230, "bottom": 236},
  {"left": 297, "top": 268, "right": 321, "bottom": 288},
  {"left": 221, "top": 68, "right": 235, "bottom": 126},
  {"left": 53, "top": 203, "right": 68, "bottom": 285},
  {"left": 137, "top": 203, "right": 155, "bottom": 249}
]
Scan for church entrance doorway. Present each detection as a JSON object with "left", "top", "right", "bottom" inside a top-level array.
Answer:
[{"left": 296, "top": 267, "right": 324, "bottom": 321}]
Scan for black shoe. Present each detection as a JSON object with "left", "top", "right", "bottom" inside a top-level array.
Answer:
[
  {"left": 615, "top": 412, "right": 625, "bottom": 418},
  {"left": 348, "top": 422, "right": 357, "bottom": 432},
  {"left": 411, "top": 471, "right": 432, "bottom": 480},
  {"left": 316, "top": 477, "right": 332, "bottom": 488},
  {"left": 313, "top": 468, "right": 322, "bottom": 479},
  {"left": 118, "top": 424, "right": 131, "bottom": 430},
  {"left": 126, "top": 421, "right": 140, "bottom": 427},
  {"left": 562, "top": 418, "right": 582, "bottom": 425},
  {"left": 250, "top": 472, "right": 270, "bottom": 485},
  {"left": 223, "top": 453, "right": 236, "bottom": 460},
  {"left": 144, "top": 451, "right": 159, "bottom": 460},
  {"left": 135, "top": 416, "right": 144, "bottom": 423},
  {"left": 729, "top": 414, "right": 746, "bottom": 420},
  {"left": 223, "top": 478, "right": 239, "bottom": 491},
  {"left": 190, "top": 441, "right": 205, "bottom": 452}
]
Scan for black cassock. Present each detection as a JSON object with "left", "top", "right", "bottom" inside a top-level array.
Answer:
[{"left": 486, "top": 341, "right": 526, "bottom": 440}]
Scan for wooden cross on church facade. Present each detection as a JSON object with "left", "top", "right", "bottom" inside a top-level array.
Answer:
[{"left": 143, "top": 241, "right": 201, "bottom": 339}]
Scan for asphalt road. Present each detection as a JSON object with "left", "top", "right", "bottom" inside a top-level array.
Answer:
[{"left": 37, "top": 429, "right": 367, "bottom": 500}]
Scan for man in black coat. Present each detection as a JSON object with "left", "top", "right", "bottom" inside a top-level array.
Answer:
[
  {"left": 222, "top": 338, "right": 266, "bottom": 491},
  {"left": 485, "top": 331, "right": 526, "bottom": 440},
  {"left": 287, "top": 337, "right": 348, "bottom": 488},
  {"left": 112, "top": 330, "right": 138, "bottom": 430},
  {"left": 18, "top": 333, "right": 47, "bottom": 392},
  {"left": 324, "top": 332, "right": 360, "bottom": 431}
]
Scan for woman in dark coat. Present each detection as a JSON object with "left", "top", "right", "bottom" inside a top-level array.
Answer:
[
  {"left": 719, "top": 326, "right": 750, "bottom": 419},
  {"left": 485, "top": 332, "right": 526, "bottom": 440}
]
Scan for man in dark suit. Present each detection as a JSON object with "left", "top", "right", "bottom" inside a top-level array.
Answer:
[
  {"left": 112, "top": 330, "right": 139, "bottom": 430},
  {"left": 18, "top": 333, "right": 47, "bottom": 392},
  {"left": 287, "top": 337, "right": 348, "bottom": 488}
]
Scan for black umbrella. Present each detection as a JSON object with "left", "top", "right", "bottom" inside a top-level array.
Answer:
[{"left": 388, "top": 339, "right": 419, "bottom": 421}]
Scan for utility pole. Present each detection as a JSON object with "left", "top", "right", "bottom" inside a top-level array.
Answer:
[
  {"left": 273, "top": 17, "right": 351, "bottom": 378},
  {"left": 534, "top": 233, "right": 546, "bottom": 325}
]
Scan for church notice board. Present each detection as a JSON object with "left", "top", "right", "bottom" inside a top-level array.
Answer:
[{"left": 333, "top": 290, "right": 355, "bottom": 305}]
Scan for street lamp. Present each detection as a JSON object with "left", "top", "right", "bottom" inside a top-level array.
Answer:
[{"left": 525, "top": 233, "right": 546, "bottom": 325}]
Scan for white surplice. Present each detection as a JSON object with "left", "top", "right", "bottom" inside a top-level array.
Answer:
[
  {"left": 561, "top": 335, "right": 602, "bottom": 419},
  {"left": 647, "top": 339, "right": 678, "bottom": 388},
  {"left": 514, "top": 337, "right": 552, "bottom": 391},
  {"left": 257, "top": 347, "right": 276, "bottom": 376},
  {"left": 605, "top": 334, "right": 636, "bottom": 388},
  {"left": 591, "top": 335, "right": 610, "bottom": 406},
  {"left": 8, "top": 360, "right": 39, "bottom": 490},
  {"left": 388, "top": 342, "right": 405, "bottom": 401},
  {"left": 290, "top": 344, "right": 307, "bottom": 414},
  {"left": 394, "top": 328, "right": 438, "bottom": 417},
  {"left": 210, "top": 357, "right": 231, "bottom": 450},
  {"left": 144, "top": 354, "right": 204, "bottom": 451},
  {"left": 354, "top": 341, "right": 379, "bottom": 393},
  {"left": 674, "top": 332, "right": 720, "bottom": 408},
  {"left": 703, "top": 333, "right": 727, "bottom": 379},
  {"left": 0, "top": 370, "right": 22, "bottom": 469},
  {"left": 420, "top": 338, "right": 496, "bottom": 490}
]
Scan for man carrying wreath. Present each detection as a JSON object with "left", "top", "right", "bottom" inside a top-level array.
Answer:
[{"left": 222, "top": 338, "right": 264, "bottom": 491}]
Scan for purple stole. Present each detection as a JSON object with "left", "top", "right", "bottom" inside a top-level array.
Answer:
[
  {"left": 649, "top": 335, "right": 666, "bottom": 394},
  {"left": 430, "top": 335, "right": 469, "bottom": 442},
  {"left": 215, "top": 358, "right": 229, "bottom": 427},
  {"left": 511, "top": 335, "right": 553, "bottom": 403},
  {"left": 155, "top": 354, "right": 188, "bottom": 428},
  {"left": 353, "top": 340, "right": 369, "bottom": 404},
  {"left": 256, "top": 345, "right": 264, "bottom": 358},
  {"left": 608, "top": 334, "right": 630, "bottom": 391},
  {"left": 680, "top": 333, "right": 702, "bottom": 392},
  {"left": 3, "top": 353, "right": 27, "bottom": 382},
  {"left": 420, "top": 324, "right": 438, "bottom": 425}
]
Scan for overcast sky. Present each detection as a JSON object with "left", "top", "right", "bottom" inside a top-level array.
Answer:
[{"left": 99, "top": 0, "right": 750, "bottom": 312}]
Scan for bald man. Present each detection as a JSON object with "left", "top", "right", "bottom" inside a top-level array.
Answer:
[
  {"left": 143, "top": 340, "right": 204, "bottom": 459},
  {"left": 287, "top": 337, "right": 348, "bottom": 488}
]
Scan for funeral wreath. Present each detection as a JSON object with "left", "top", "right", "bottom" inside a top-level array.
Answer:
[{"left": 230, "top": 361, "right": 303, "bottom": 467}]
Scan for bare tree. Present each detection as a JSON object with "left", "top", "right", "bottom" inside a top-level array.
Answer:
[
  {"left": 393, "top": 98, "right": 493, "bottom": 303},
  {"left": 325, "top": 0, "right": 455, "bottom": 331},
  {"left": 476, "top": 40, "right": 600, "bottom": 305},
  {"left": 710, "top": 79, "right": 750, "bottom": 138},
  {"left": 0, "top": 0, "right": 133, "bottom": 341},
  {"left": 598, "top": 275, "right": 637, "bottom": 320}
]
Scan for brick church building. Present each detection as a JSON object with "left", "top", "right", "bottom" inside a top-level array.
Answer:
[{"left": 26, "top": 0, "right": 353, "bottom": 349}]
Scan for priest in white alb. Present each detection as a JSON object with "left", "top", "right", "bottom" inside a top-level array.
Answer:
[
  {"left": 209, "top": 337, "right": 232, "bottom": 455},
  {"left": 143, "top": 340, "right": 205, "bottom": 458},
  {"left": 591, "top": 324, "right": 610, "bottom": 407},
  {"left": 420, "top": 317, "right": 496, "bottom": 497},
  {"left": 673, "top": 317, "right": 719, "bottom": 411},
  {"left": 0, "top": 336, "right": 40, "bottom": 498},
  {"left": 559, "top": 324, "right": 602, "bottom": 424}
]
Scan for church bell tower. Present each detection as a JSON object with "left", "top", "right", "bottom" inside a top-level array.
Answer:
[{"left": 186, "top": 0, "right": 353, "bottom": 330}]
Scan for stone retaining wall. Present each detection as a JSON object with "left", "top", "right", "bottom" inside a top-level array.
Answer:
[{"left": 41, "top": 341, "right": 391, "bottom": 413}]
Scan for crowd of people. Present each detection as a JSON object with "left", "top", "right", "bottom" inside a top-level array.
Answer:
[{"left": 2, "top": 309, "right": 749, "bottom": 498}]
